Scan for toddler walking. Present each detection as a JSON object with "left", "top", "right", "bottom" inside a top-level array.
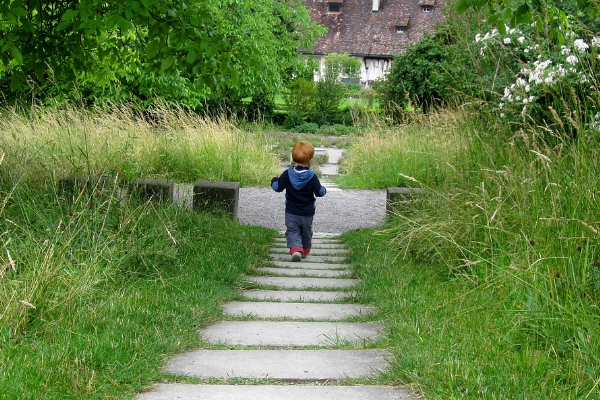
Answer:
[{"left": 271, "top": 141, "right": 327, "bottom": 262}]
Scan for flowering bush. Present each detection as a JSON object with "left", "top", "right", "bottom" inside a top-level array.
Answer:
[{"left": 476, "top": 23, "right": 600, "bottom": 138}]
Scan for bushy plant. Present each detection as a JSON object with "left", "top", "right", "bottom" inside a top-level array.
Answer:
[
  {"left": 378, "top": 34, "right": 452, "bottom": 117},
  {"left": 292, "top": 122, "right": 319, "bottom": 134}
]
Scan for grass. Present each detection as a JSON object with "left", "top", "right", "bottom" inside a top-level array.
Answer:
[
  {"left": 0, "top": 103, "right": 279, "bottom": 398},
  {"left": 0, "top": 179, "right": 274, "bottom": 399},
  {"left": 336, "top": 110, "right": 467, "bottom": 189},
  {"left": 0, "top": 102, "right": 280, "bottom": 186},
  {"left": 340, "top": 109, "right": 600, "bottom": 398}
]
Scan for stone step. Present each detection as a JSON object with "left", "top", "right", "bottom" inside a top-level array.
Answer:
[
  {"left": 269, "top": 253, "right": 347, "bottom": 263},
  {"left": 138, "top": 384, "right": 412, "bottom": 400},
  {"left": 268, "top": 260, "right": 351, "bottom": 270},
  {"left": 201, "top": 321, "right": 383, "bottom": 346},
  {"left": 256, "top": 267, "right": 352, "bottom": 278},
  {"left": 269, "top": 247, "right": 349, "bottom": 255},
  {"left": 223, "top": 302, "right": 375, "bottom": 320},
  {"left": 272, "top": 243, "right": 347, "bottom": 250},
  {"left": 247, "top": 276, "right": 360, "bottom": 289},
  {"left": 273, "top": 237, "right": 343, "bottom": 245},
  {"left": 240, "top": 290, "right": 351, "bottom": 302},
  {"left": 164, "top": 349, "right": 388, "bottom": 380}
]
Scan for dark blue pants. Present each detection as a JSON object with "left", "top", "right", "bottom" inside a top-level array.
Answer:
[{"left": 285, "top": 212, "right": 313, "bottom": 253}]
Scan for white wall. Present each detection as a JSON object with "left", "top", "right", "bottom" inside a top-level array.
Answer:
[{"left": 312, "top": 55, "right": 392, "bottom": 87}]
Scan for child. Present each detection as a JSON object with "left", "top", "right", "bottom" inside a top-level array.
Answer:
[{"left": 271, "top": 141, "right": 327, "bottom": 262}]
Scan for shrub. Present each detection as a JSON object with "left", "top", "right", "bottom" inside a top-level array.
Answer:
[
  {"left": 283, "top": 109, "right": 307, "bottom": 129},
  {"left": 378, "top": 34, "right": 451, "bottom": 117},
  {"left": 292, "top": 122, "right": 319, "bottom": 134}
]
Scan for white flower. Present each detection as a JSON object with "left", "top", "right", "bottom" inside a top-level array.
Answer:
[
  {"left": 516, "top": 96, "right": 522, "bottom": 101},
  {"left": 499, "top": 102, "right": 504, "bottom": 108},
  {"left": 500, "top": 113, "right": 506, "bottom": 118},
  {"left": 516, "top": 78, "right": 527, "bottom": 87},
  {"left": 524, "top": 48, "right": 530, "bottom": 53},
  {"left": 566, "top": 55, "right": 579, "bottom": 65},
  {"left": 528, "top": 96, "right": 535, "bottom": 103},
  {"left": 504, "top": 37, "right": 512, "bottom": 44},
  {"left": 522, "top": 105, "right": 527, "bottom": 114},
  {"left": 581, "top": 75, "right": 589, "bottom": 84},
  {"left": 475, "top": 33, "right": 482, "bottom": 42},
  {"left": 525, "top": 85, "right": 531, "bottom": 92},
  {"left": 523, "top": 97, "right": 529, "bottom": 104},
  {"left": 561, "top": 46, "right": 571, "bottom": 55},
  {"left": 544, "top": 76, "right": 554, "bottom": 84},
  {"left": 518, "top": 36, "right": 525, "bottom": 44},
  {"left": 503, "top": 87, "right": 511, "bottom": 98},
  {"left": 574, "top": 39, "right": 589, "bottom": 52},
  {"left": 592, "top": 37, "right": 600, "bottom": 47}
]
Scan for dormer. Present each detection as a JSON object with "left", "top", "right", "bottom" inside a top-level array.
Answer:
[
  {"left": 394, "top": 17, "right": 410, "bottom": 34},
  {"left": 419, "top": 0, "right": 436, "bottom": 12},
  {"left": 328, "top": 1, "right": 342, "bottom": 13}
]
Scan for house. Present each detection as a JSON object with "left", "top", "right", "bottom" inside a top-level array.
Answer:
[{"left": 302, "top": 0, "right": 445, "bottom": 86}]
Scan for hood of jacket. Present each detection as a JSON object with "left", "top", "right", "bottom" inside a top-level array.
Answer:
[{"left": 288, "top": 166, "right": 315, "bottom": 190}]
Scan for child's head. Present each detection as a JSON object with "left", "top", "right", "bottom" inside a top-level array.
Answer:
[{"left": 291, "top": 141, "right": 314, "bottom": 165}]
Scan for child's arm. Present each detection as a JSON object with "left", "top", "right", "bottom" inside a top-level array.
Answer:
[
  {"left": 313, "top": 176, "right": 326, "bottom": 197},
  {"left": 271, "top": 171, "right": 288, "bottom": 192}
]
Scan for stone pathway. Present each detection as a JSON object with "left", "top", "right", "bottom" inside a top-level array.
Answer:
[{"left": 137, "top": 234, "right": 414, "bottom": 399}]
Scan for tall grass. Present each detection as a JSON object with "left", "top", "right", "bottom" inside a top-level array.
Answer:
[
  {"left": 0, "top": 102, "right": 279, "bottom": 186},
  {"left": 342, "top": 110, "right": 600, "bottom": 398},
  {"left": 337, "top": 111, "right": 467, "bottom": 189},
  {"left": 0, "top": 104, "right": 277, "bottom": 398}
]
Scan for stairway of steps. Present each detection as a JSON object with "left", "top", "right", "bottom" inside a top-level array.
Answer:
[{"left": 137, "top": 234, "right": 413, "bottom": 400}]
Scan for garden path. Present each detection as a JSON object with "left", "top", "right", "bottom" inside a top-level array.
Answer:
[
  {"left": 137, "top": 231, "right": 413, "bottom": 399},
  {"left": 137, "top": 149, "right": 410, "bottom": 399}
]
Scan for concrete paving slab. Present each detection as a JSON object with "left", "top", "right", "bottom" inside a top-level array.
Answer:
[
  {"left": 256, "top": 267, "right": 352, "bottom": 278},
  {"left": 270, "top": 253, "right": 347, "bottom": 263},
  {"left": 273, "top": 238, "right": 343, "bottom": 245},
  {"left": 138, "top": 384, "right": 413, "bottom": 400},
  {"left": 270, "top": 247, "right": 349, "bottom": 255},
  {"left": 240, "top": 290, "right": 352, "bottom": 302},
  {"left": 269, "top": 260, "right": 351, "bottom": 270},
  {"left": 247, "top": 276, "right": 360, "bottom": 289},
  {"left": 164, "top": 349, "right": 388, "bottom": 379},
  {"left": 223, "top": 302, "right": 375, "bottom": 320},
  {"left": 201, "top": 321, "right": 384, "bottom": 346}
]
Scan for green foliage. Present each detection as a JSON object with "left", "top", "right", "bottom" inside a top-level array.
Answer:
[
  {"left": 454, "top": 0, "right": 600, "bottom": 46},
  {"left": 312, "top": 79, "right": 347, "bottom": 125},
  {"left": 292, "top": 122, "right": 319, "bottom": 134},
  {"left": 322, "top": 52, "right": 362, "bottom": 82},
  {"left": 0, "top": 0, "right": 325, "bottom": 105},
  {"left": 377, "top": 35, "right": 451, "bottom": 116}
]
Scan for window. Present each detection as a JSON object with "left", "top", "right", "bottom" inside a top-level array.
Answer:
[
  {"left": 421, "top": 6, "right": 433, "bottom": 12},
  {"left": 395, "top": 26, "right": 406, "bottom": 33},
  {"left": 328, "top": 3, "right": 341, "bottom": 13}
]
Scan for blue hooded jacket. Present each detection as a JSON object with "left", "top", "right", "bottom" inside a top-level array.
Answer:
[{"left": 271, "top": 166, "right": 326, "bottom": 216}]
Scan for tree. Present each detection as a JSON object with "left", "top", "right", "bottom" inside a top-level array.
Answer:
[
  {"left": 311, "top": 53, "right": 361, "bottom": 124},
  {"left": 0, "top": 0, "right": 324, "bottom": 105}
]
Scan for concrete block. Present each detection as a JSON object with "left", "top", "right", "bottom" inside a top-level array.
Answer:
[
  {"left": 386, "top": 186, "right": 425, "bottom": 215},
  {"left": 130, "top": 178, "right": 174, "bottom": 203},
  {"left": 59, "top": 174, "right": 116, "bottom": 197},
  {"left": 193, "top": 180, "right": 239, "bottom": 219}
]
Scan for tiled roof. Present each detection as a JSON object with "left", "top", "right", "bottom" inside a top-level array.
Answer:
[{"left": 302, "top": 0, "right": 445, "bottom": 57}]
